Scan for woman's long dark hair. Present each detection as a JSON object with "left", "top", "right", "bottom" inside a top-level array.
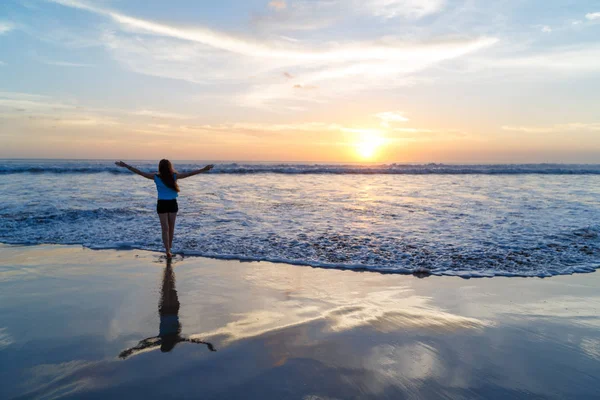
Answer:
[{"left": 158, "top": 159, "right": 180, "bottom": 192}]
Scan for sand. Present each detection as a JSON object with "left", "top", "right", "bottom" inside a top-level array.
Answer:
[{"left": 1, "top": 244, "right": 599, "bottom": 399}]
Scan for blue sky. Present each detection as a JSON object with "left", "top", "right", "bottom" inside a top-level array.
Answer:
[{"left": 0, "top": 0, "right": 599, "bottom": 162}]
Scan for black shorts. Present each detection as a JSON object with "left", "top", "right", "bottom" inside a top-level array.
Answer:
[{"left": 157, "top": 199, "right": 178, "bottom": 214}]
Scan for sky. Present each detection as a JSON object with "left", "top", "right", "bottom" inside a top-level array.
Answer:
[{"left": 0, "top": 0, "right": 599, "bottom": 163}]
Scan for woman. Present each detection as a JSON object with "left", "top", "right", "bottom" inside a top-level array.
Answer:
[{"left": 115, "top": 159, "right": 214, "bottom": 257}]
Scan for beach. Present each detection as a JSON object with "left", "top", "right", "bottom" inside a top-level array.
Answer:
[
  {"left": 3, "top": 0, "right": 600, "bottom": 397},
  {"left": 1, "top": 244, "right": 599, "bottom": 399}
]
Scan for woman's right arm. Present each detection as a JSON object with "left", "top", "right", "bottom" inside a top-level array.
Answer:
[
  {"left": 177, "top": 164, "right": 215, "bottom": 179},
  {"left": 115, "top": 161, "right": 154, "bottom": 179},
  {"left": 118, "top": 337, "right": 161, "bottom": 359}
]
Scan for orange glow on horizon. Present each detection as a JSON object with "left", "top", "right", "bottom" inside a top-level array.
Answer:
[{"left": 354, "top": 131, "right": 386, "bottom": 160}]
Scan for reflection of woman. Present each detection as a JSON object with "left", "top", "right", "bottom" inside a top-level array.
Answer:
[{"left": 119, "top": 260, "right": 215, "bottom": 359}]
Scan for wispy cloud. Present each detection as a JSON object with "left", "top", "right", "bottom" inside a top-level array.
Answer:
[
  {"left": 585, "top": 12, "right": 600, "bottom": 20},
  {"left": 0, "top": 94, "right": 76, "bottom": 112},
  {"left": 37, "top": 58, "right": 93, "bottom": 67},
  {"left": 0, "top": 21, "right": 13, "bottom": 34},
  {"left": 390, "top": 127, "right": 467, "bottom": 139},
  {"left": 0, "top": 91, "right": 459, "bottom": 145},
  {"left": 48, "top": 0, "right": 304, "bottom": 58},
  {"left": 28, "top": 49, "right": 94, "bottom": 67},
  {"left": 375, "top": 111, "right": 409, "bottom": 128},
  {"left": 254, "top": 0, "right": 445, "bottom": 32},
  {"left": 0, "top": 94, "right": 120, "bottom": 128},
  {"left": 363, "top": 0, "right": 445, "bottom": 19},
  {"left": 541, "top": 25, "right": 552, "bottom": 33},
  {"left": 475, "top": 45, "right": 600, "bottom": 72},
  {"left": 0, "top": 61, "right": 6, "bottom": 66},
  {"left": 502, "top": 123, "right": 600, "bottom": 133},
  {"left": 46, "top": 61, "right": 92, "bottom": 67},
  {"left": 48, "top": 0, "right": 497, "bottom": 108},
  {"left": 132, "top": 110, "right": 196, "bottom": 120}
]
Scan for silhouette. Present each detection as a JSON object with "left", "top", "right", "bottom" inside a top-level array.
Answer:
[{"left": 119, "top": 259, "right": 215, "bottom": 359}]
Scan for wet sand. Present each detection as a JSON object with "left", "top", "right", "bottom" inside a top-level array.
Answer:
[{"left": 1, "top": 244, "right": 599, "bottom": 399}]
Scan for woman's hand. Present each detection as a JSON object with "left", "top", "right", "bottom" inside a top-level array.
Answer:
[
  {"left": 115, "top": 161, "right": 127, "bottom": 168},
  {"left": 204, "top": 164, "right": 215, "bottom": 172}
]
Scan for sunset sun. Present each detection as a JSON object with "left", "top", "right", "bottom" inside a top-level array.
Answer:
[{"left": 355, "top": 132, "right": 386, "bottom": 160}]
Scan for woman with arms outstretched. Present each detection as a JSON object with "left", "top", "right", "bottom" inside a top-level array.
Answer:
[{"left": 115, "top": 159, "right": 214, "bottom": 258}]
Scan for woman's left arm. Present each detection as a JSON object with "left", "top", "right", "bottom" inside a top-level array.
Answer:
[
  {"left": 177, "top": 164, "right": 214, "bottom": 180},
  {"left": 183, "top": 337, "right": 217, "bottom": 351}
]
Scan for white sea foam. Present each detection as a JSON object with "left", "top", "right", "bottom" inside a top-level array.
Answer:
[{"left": 1, "top": 160, "right": 599, "bottom": 277}]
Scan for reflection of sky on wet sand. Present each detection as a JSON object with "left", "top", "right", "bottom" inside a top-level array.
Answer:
[
  {"left": 1, "top": 245, "right": 599, "bottom": 399},
  {"left": 195, "top": 286, "right": 490, "bottom": 345},
  {"left": 180, "top": 261, "right": 491, "bottom": 345}
]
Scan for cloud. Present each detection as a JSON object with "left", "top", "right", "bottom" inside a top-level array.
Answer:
[
  {"left": 374, "top": 111, "right": 409, "bottom": 127},
  {"left": 48, "top": 0, "right": 497, "bottom": 108},
  {"left": 390, "top": 127, "right": 467, "bottom": 140},
  {"left": 39, "top": 59, "right": 93, "bottom": 67},
  {"left": 52, "top": 117, "right": 121, "bottom": 127},
  {"left": 0, "top": 93, "right": 77, "bottom": 112},
  {"left": 541, "top": 25, "right": 552, "bottom": 33},
  {"left": 28, "top": 50, "right": 94, "bottom": 67},
  {"left": 254, "top": 1, "right": 343, "bottom": 31},
  {"left": 0, "top": 91, "right": 339, "bottom": 136},
  {"left": 0, "top": 21, "right": 13, "bottom": 34},
  {"left": 254, "top": 0, "right": 445, "bottom": 32},
  {"left": 132, "top": 109, "right": 196, "bottom": 120},
  {"left": 0, "top": 90, "right": 448, "bottom": 141},
  {"left": 586, "top": 12, "right": 600, "bottom": 20},
  {"left": 238, "top": 37, "right": 497, "bottom": 107},
  {"left": 341, "top": 127, "right": 385, "bottom": 135},
  {"left": 475, "top": 45, "right": 600, "bottom": 72},
  {"left": 185, "top": 121, "right": 343, "bottom": 135},
  {"left": 502, "top": 123, "right": 600, "bottom": 133},
  {"left": 269, "top": 1, "right": 287, "bottom": 11},
  {"left": 0, "top": 61, "right": 5, "bottom": 66},
  {"left": 0, "top": 92, "right": 123, "bottom": 128},
  {"left": 46, "top": 61, "right": 92, "bottom": 67},
  {"left": 362, "top": 0, "right": 445, "bottom": 20},
  {"left": 49, "top": 0, "right": 314, "bottom": 59},
  {"left": 293, "top": 84, "right": 318, "bottom": 90}
]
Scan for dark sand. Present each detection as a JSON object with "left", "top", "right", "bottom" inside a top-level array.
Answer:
[{"left": 1, "top": 244, "right": 599, "bottom": 399}]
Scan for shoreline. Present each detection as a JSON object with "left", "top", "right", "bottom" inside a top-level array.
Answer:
[{"left": 1, "top": 242, "right": 598, "bottom": 278}]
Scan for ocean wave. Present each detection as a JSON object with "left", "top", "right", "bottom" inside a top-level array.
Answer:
[
  {"left": 2, "top": 240, "right": 598, "bottom": 278},
  {"left": 2, "top": 162, "right": 600, "bottom": 175},
  {"left": 1, "top": 207, "right": 598, "bottom": 278}
]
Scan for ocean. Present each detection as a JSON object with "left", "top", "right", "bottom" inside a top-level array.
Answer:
[{"left": 1, "top": 159, "right": 599, "bottom": 277}]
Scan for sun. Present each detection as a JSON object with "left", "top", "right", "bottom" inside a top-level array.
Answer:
[{"left": 355, "top": 132, "right": 385, "bottom": 160}]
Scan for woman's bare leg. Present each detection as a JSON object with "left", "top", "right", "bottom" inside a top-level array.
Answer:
[
  {"left": 159, "top": 213, "right": 171, "bottom": 257},
  {"left": 167, "top": 212, "right": 177, "bottom": 251}
]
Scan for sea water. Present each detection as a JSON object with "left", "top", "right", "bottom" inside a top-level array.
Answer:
[{"left": 1, "top": 160, "right": 599, "bottom": 277}]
